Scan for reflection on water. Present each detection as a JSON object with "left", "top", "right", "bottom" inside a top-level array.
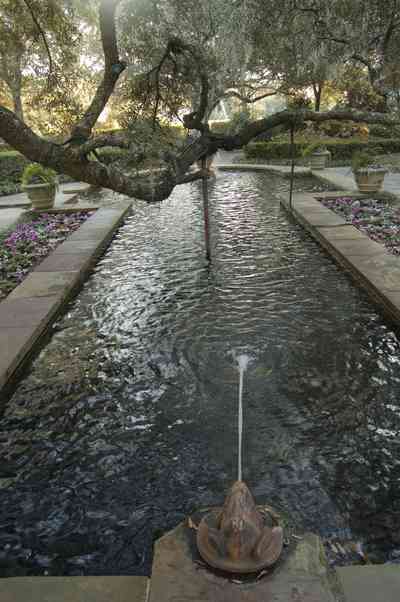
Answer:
[{"left": 1, "top": 173, "right": 400, "bottom": 576}]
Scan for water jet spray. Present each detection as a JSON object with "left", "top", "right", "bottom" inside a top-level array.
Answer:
[{"left": 196, "top": 356, "right": 283, "bottom": 573}]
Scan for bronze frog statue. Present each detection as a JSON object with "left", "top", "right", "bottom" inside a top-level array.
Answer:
[{"left": 196, "top": 480, "right": 283, "bottom": 573}]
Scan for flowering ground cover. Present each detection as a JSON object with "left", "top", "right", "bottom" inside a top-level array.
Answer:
[
  {"left": 0, "top": 211, "right": 95, "bottom": 301},
  {"left": 318, "top": 196, "right": 400, "bottom": 256}
]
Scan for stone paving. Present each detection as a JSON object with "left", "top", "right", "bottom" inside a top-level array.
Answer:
[
  {"left": 149, "top": 522, "right": 336, "bottom": 602},
  {"left": 0, "top": 576, "right": 149, "bottom": 602},
  {"left": 0, "top": 208, "right": 24, "bottom": 232},
  {"left": 0, "top": 204, "right": 131, "bottom": 394},
  {"left": 316, "top": 167, "right": 400, "bottom": 198},
  {"left": 216, "top": 153, "right": 400, "bottom": 200},
  {"left": 337, "top": 565, "right": 400, "bottom": 602},
  {"left": 281, "top": 190, "right": 400, "bottom": 327},
  {"left": 217, "top": 162, "right": 311, "bottom": 177},
  {"left": 0, "top": 183, "right": 91, "bottom": 232}
]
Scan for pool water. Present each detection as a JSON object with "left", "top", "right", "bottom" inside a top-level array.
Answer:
[{"left": 1, "top": 172, "right": 400, "bottom": 576}]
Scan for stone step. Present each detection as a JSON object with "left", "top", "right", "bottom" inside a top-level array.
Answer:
[
  {"left": 337, "top": 565, "right": 400, "bottom": 602},
  {"left": 148, "top": 521, "right": 336, "bottom": 602},
  {"left": 0, "top": 576, "right": 149, "bottom": 602}
]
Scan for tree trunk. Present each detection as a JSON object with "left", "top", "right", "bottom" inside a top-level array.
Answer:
[
  {"left": 11, "top": 85, "right": 23, "bottom": 122},
  {"left": 313, "top": 82, "right": 323, "bottom": 112}
]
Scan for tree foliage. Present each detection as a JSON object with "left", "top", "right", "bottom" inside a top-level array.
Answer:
[
  {"left": 1, "top": 0, "right": 400, "bottom": 202},
  {"left": 0, "top": 0, "right": 83, "bottom": 124}
]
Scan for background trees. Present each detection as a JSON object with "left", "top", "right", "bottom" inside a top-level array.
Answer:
[
  {"left": 0, "top": 0, "right": 83, "bottom": 123},
  {"left": 1, "top": 0, "right": 400, "bottom": 202}
]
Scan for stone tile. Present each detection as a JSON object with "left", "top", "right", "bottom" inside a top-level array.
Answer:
[
  {"left": 67, "top": 225, "right": 114, "bottom": 241},
  {"left": 217, "top": 164, "right": 311, "bottom": 175},
  {"left": 380, "top": 290, "right": 400, "bottom": 320},
  {"left": 328, "top": 238, "right": 386, "bottom": 257},
  {"left": 7, "top": 272, "right": 77, "bottom": 300},
  {"left": 349, "top": 254, "right": 400, "bottom": 291},
  {"left": 149, "top": 522, "right": 335, "bottom": 602},
  {"left": 316, "top": 191, "right": 363, "bottom": 200},
  {"left": 53, "top": 239, "right": 100, "bottom": 254},
  {"left": 293, "top": 200, "right": 326, "bottom": 211},
  {"left": 295, "top": 206, "right": 346, "bottom": 227},
  {"left": 383, "top": 290, "right": 400, "bottom": 307},
  {"left": 0, "top": 208, "right": 24, "bottom": 232},
  {"left": 314, "top": 169, "right": 356, "bottom": 192},
  {"left": 35, "top": 252, "right": 92, "bottom": 272},
  {"left": 0, "top": 197, "right": 30, "bottom": 208},
  {"left": 0, "top": 296, "right": 58, "bottom": 327},
  {"left": 337, "top": 565, "right": 400, "bottom": 602},
  {"left": 318, "top": 226, "right": 367, "bottom": 241},
  {"left": 86, "top": 208, "right": 128, "bottom": 225},
  {"left": 0, "top": 325, "right": 39, "bottom": 388},
  {"left": 0, "top": 576, "right": 149, "bottom": 602}
]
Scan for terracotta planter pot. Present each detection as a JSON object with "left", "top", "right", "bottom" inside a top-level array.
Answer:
[
  {"left": 309, "top": 150, "right": 330, "bottom": 170},
  {"left": 354, "top": 169, "right": 387, "bottom": 193},
  {"left": 196, "top": 155, "right": 215, "bottom": 172},
  {"left": 23, "top": 183, "right": 56, "bottom": 210}
]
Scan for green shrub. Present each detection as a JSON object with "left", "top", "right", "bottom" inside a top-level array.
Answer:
[
  {"left": 302, "top": 142, "right": 328, "bottom": 157},
  {"left": 351, "top": 150, "right": 375, "bottom": 172},
  {"left": 0, "top": 151, "right": 73, "bottom": 197},
  {"left": 244, "top": 138, "right": 400, "bottom": 161},
  {"left": 314, "top": 120, "right": 369, "bottom": 138},
  {"left": 367, "top": 124, "right": 400, "bottom": 139},
  {"left": 0, "top": 151, "right": 29, "bottom": 195},
  {"left": 22, "top": 163, "right": 58, "bottom": 187},
  {"left": 96, "top": 147, "right": 128, "bottom": 165},
  {"left": 0, "top": 142, "right": 15, "bottom": 152}
]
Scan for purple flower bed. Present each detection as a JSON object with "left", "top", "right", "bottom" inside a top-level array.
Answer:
[
  {"left": 318, "top": 196, "right": 400, "bottom": 256},
  {"left": 0, "top": 211, "right": 95, "bottom": 301}
]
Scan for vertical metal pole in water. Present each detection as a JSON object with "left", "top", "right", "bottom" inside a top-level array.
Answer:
[
  {"left": 289, "top": 124, "right": 295, "bottom": 212},
  {"left": 202, "top": 156, "right": 211, "bottom": 262},
  {"left": 238, "top": 365, "right": 244, "bottom": 481}
]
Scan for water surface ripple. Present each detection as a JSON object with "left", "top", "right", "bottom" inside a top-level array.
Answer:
[{"left": 1, "top": 172, "right": 400, "bottom": 575}]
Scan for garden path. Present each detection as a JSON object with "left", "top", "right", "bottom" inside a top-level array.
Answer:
[
  {"left": 216, "top": 151, "right": 400, "bottom": 200},
  {"left": 316, "top": 167, "right": 400, "bottom": 199},
  {"left": 0, "top": 183, "right": 91, "bottom": 232}
]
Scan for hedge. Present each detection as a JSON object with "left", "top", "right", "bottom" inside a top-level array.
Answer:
[
  {"left": 0, "top": 150, "right": 78, "bottom": 197},
  {"left": 0, "top": 151, "right": 29, "bottom": 195},
  {"left": 244, "top": 138, "right": 400, "bottom": 161},
  {"left": 0, "top": 146, "right": 147, "bottom": 196}
]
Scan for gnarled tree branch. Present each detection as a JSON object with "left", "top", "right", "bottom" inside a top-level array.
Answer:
[
  {"left": 1, "top": 103, "right": 399, "bottom": 202},
  {"left": 68, "top": 0, "right": 126, "bottom": 143}
]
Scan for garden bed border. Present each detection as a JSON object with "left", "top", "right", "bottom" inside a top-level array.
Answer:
[
  {"left": 280, "top": 191, "right": 400, "bottom": 326},
  {"left": 0, "top": 202, "right": 131, "bottom": 398}
]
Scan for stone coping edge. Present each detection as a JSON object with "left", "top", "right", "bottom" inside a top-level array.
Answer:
[
  {"left": 0, "top": 576, "right": 150, "bottom": 602},
  {"left": 216, "top": 163, "right": 311, "bottom": 177},
  {"left": 280, "top": 191, "right": 400, "bottom": 327},
  {"left": 0, "top": 202, "right": 131, "bottom": 400}
]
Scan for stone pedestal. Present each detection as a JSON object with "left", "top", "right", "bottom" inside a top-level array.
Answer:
[{"left": 149, "top": 521, "right": 336, "bottom": 602}]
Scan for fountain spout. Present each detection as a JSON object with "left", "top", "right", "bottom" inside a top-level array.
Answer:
[{"left": 196, "top": 480, "right": 283, "bottom": 573}]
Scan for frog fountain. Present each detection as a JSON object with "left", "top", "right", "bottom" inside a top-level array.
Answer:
[
  {"left": 196, "top": 479, "right": 283, "bottom": 573},
  {"left": 196, "top": 355, "right": 283, "bottom": 573}
]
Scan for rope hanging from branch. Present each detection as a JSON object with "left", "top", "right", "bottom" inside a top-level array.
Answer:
[
  {"left": 289, "top": 124, "right": 295, "bottom": 211},
  {"left": 201, "top": 156, "right": 211, "bottom": 262}
]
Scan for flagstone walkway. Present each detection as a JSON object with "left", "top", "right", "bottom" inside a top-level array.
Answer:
[{"left": 0, "top": 183, "right": 92, "bottom": 232}]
